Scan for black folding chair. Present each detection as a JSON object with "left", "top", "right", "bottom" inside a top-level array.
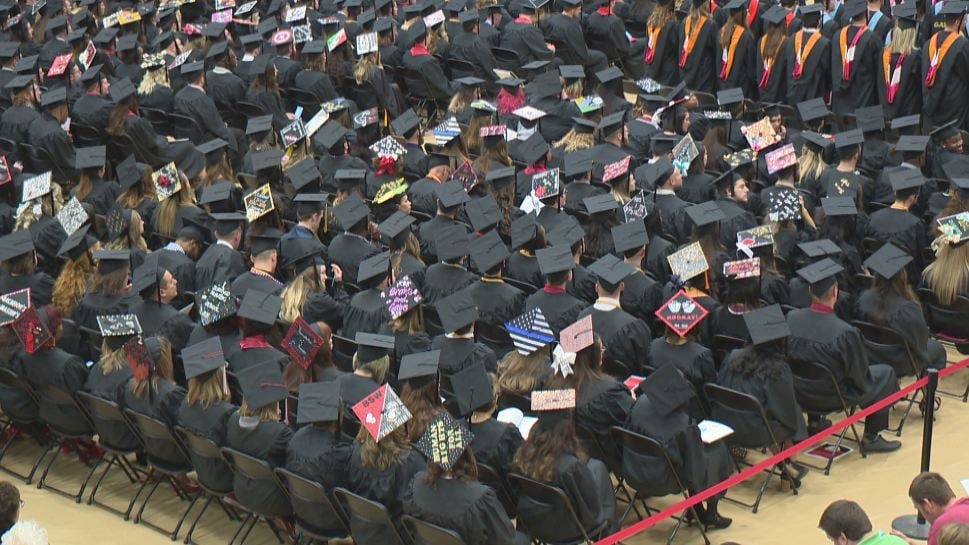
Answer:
[
  {"left": 507, "top": 472, "right": 611, "bottom": 545},
  {"left": 274, "top": 468, "right": 350, "bottom": 544},
  {"left": 72, "top": 122, "right": 102, "bottom": 148},
  {"left": 75, "top": 392, "right": 143, "bottom": 518},
  {"left": 712, "top": 334, "right": 747, "bottom": 369},
  {"left": 475, "top": 321, "right": 514, "bottom": 357},
  {"left": 168, "top": 113, "right": 205, "bottom": 143},
  {"left": 403, "top": 515, "right": 468, "bottom": 545},
  {"left": 610, "top": 426, "right": 711, "bottom": 545},
  {"left": 220, "top": 447, "right": 291, "bottom": 545},
  {"left": 123, "top": 409, "right": 200, "bottom": 540},
  {"left": 0, "top": 367, "right": 50, "bottom": 483},
  {"left": 504, "top": 276, "right": 538, "bottom": 295},
  {"left": 703, "top": 384, "right": 798, "bottom": 513},
  {"left": 31, "top": 384, "right": 100, "bottom": 503},
  {"left": 852, "top": 319, "right": 922, "bottom": 435},
  {"left": 477, "top": 462, "right": 516, "bottom": 518},
  {"left": 175, "top": 426, "right": 242, "bottom": 545},
  {"left": 333, "top": 486, "right": 410, "bottom": 545}
]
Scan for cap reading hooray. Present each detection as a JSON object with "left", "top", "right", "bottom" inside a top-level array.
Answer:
[{"left": 655, "top": 289, "right": 709, "bottom": 337}]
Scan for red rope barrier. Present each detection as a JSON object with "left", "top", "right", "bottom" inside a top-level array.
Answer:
[{"left": 595, "top": 357, "right": 969, "bottom": 545}]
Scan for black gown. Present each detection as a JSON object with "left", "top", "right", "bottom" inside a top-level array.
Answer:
[
  {"left": 921, "top": 30, "right": 969, "bottom": 129},
  {"left": 506, "top": 251, "right": 543, "bottom": 290},
  {"left": 128, "top": 299, "right": 195, "bottom": 353},
  {"left": 176, "top": 398, "right": 236, "bottom": 491},
  {"left": 20, "top": 347, "right": 90, "bottom": 435},
  {"left": 120, "top": 380, "right": 187, "bottom": 463},
  {"left": 866, "top": 208, "right": 929, "bottom": 270},
  {"left": 84, "top": 364, "right": 138, "bottom": 449},
  {"left": 877, "top": 49, "right": 922, "bottom": 120},
  {"left": 403, "top": 473, "right": 519, "bottom": 545},
  {"left": 856, "top": 291, "right": 947, "bottom": 376},
  {"left": 577, "top": 304, "right": 652, "bottom": 373},
  {"left": 524, "top": 289, "right": 587, "bottom": 335},
  {"left": 300, "top": 287, "right": 350, "bottom": 332},
  {"left": 195, "top": 243, "right": 248, "bottom": 289},
  {"left": 73, "top": 293, "right": 133, "bottom": 332},
  {"left": 716, "top": 353, "right": 808, "bottom": 444},
  {"left": 230, "top": 271, "right": 284, "bottom": 301},
  {"left": 648, "top": 339, "right": 716, "bottom": 399},
  {"left": 784, "top": 29, "right": 831, "bottom": 106},
  {"left": 0, "top": 272, "right": 55, "bottom": 308},
  {"left": 346, "top": 446, "right": 426, "bottom": 544},
  {"left": 676, "top": 15, "right": 720, "bottom": 94},
  {"left": 469, "top": 418, "right": 524, "bottom": 479},
  {"left": 831, "top": 25, "right": 879, "bottom": 116},
  {"left": 224, "top": 411, "right": 294, "bottom": 517},
  {"left": 327, "top": 233, "right": 381, "bottom": 286},
  {"left": 421, "top": 263, "right": 477, "bottom": 305},
  {"left": 460, "top": 279, "right": 527, "bottom": 327},
  {"left": 285, "top": 426, "right": 352, "bottom": 492},
  {"left": 341, "top": 289, "right": 391, "bottom": 339}
]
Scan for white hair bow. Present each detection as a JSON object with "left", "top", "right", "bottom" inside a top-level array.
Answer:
[{"left": 551, "top": 345, "right": 576, "bottom": 378}]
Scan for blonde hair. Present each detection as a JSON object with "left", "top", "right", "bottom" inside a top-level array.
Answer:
[
  {"left": 923, "top": 241, "right": 969, "bottom": 305},
  {"left": 106, "top": 209, "right": 149, "bottom": 253},
  {"left": 554, "top": 130, "right": 594, "bottom": 153},
  {"left": 15, "top": 184, "right": 64, "bottom": 231},
  {"left": 187, "top": 368, "right": 230, "bottom": 409},
  {"left": 155, "top": 183, "right": 196, "bottom": 238},
  {"left": 355, "top": 424, "right": 411, "bottom": 471},
  {"left": 353, "top": 353, "right": 391, "bottom": 384},
  {"left": 940, "top": 524, "right": 969, "bottom": 545},
  {"left": 279, "top": 265, "right": 320, "bottom": 324},
  {"left": 353, "top": 52, "right": 380, "bottom": 85},
  {"left": 239, "top": 399, "right": 280, "bottom": 421},
  {"left": 99, "top": 344, "right": 127, "bottom": 375},
  {"left": 563, "top": 78, "right": 583, "bottom": 100},
  {"left": 138, "top": 66, "right": 170, "bottom": 96},
  {"left": 798, "top": 146, "right": 827, "bottom": 186},
  {"left": 52, "top": 252, "right": 95, "bottom": 317},
  {"left": 890, "top": 25, "right": 917, "bottom": 55}
]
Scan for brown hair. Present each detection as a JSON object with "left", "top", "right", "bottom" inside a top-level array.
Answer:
[
  {"left": 99, "top": 343, "right": 127, "bottom": 375},
  {"left": 355, "top": 425, "right": 412, "bottom": 471},
  {"left": 91, "top": 266, "right": 130, "bottom": 297},
  {"left": 869, "top": 268, "right": 918, "bottom": 323},
  {"left": 117, "top": 165, "right": 158, "bottom": 209},
  {"left": 52, "top": 252, "right": 95, "bottom": 317},
  {"left": 0, "top": 252, "right": 35, "bottom": 276},
  {"left": 106, "top": 209, "right": 149, "bottom": 253},
  {"left": 497, "top": 348, "right": 550, "bottom": 396},
  {"left": 0, "top": 481, "right": 20, "bottom": 535},
  {"left": 239, "top": 399, "right": 280, "bottom": 421},
  {"left": 401, "top": 381, "right": 443, "bottom": 442},
  {"left": 543, "top": 336, "right": 605, "bottom": 391},
  {"left": 129, "top": 338, "right": 175, "bottom": 398},
  {"left": 187, "top": 367, "right": 230, "bottom": 409},
  {"left": 390, "top": 306, "right": 425, "bottom": 335},
  {"left": 279, "top": 265, "right": 323, "bottom": 324},
  {"left": 818, "top": 500, "right": 873, "bottom": 541},
  {"left": 940, "top": 524, "right": 969, "bottom": 545},
  {"left": 909, "top": 472, "right": 956, "bottom": 506},
  {"left": 423, "top": 447, "right": 478, "bottom": 486},
  {"left": 513, "top": 414, "right": 587, "bottom": 483},
  {"left": 353, "top": 353, "right": 391, "bottom": 384},
  {"left": 282, "top": 322, "right": 335, "bottom": 389}
]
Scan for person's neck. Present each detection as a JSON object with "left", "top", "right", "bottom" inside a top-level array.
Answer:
[
  {"left": 624, "top": 254, "right": 644, "bottom": 267},
  {"left": 252, "top": 261, "right": 274, "bottom": 275},
  {"left": 216, "top": 236, "right": 236, "bottom": 248},
  {"left": 518, "top": 13, "right": 533, "bottom": 23},
  {"left": 298, "top": 220, "right": 315, "bottom": 231},
  {"left": 945, "top": 22, "right": 959, "bottom": 32},
  {"left": 353, "top": 368, "right": 373, "bottom": 378},
  {"left": 851, "top": 19, "right": 865, "bottom": 27},
  {"left": 776, "top": 177, "right": 795, "bottom": 187},
  {"left": 891, "top": 199, "right": 911, "bottom": 211},
  {"left": 666, "top": 335, "right": 688, "bottom": 346},
  {"left": 550, "top": 282, "right": 568, "bottom": 290},
  {"left": 837, "top": 160, "right": 855, "bottom": 172}
]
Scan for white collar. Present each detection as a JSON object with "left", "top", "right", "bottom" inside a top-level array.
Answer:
[
  {"left": 655, "top": 188, "right": 676, "bottom": 195},
  {"left": 216, "top": 239, "right": 234, "bottom": 249},
  {"left": 593, "top": 296, "right": 621, "bottom": 311}
]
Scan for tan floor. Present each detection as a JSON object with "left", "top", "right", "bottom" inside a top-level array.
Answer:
[{"left": 5, "top": 362, "right": 969, "bottom": 545}]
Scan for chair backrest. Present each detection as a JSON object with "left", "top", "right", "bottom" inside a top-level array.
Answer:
[
  {"left": 713, "top": 334, "right": 747, "bottom": 367},
  {"left": 221, "top": 446, "right": 292, "bottom": 516},
  {"left": 331, "top": 334, "right": 358, "bottom": 373},
  {"left": 852, "top": 319, "right": 917, "bottom": 377},
  {"left": 33, "top": 383, "right": 92, "bottom": 435},
  {"left": 503, "top": 276, "right": 538, "bottom": 295},
  {"left": 286, "top": 88, "right": 322, "bottom": 120},
  {"left": 123, "top": 408, "right": 193, "bottom": 469},
  {"left": 703, "top": 383, "right": 778, "bottom": 448},
  {"left": 333, "top": 487, "right": 409, "bottom": 545},
  {"left": 167, "top": 112, "right": 204, "bottom": 143},
  {"left": 274, "top": 467, "right": 349, "bottom": 539},
  {"left": 72, "top": 122, "right": 101, "bottom": 147},
  {"left": 497, "top": 391, "right": 531, "bottom": 413},
  {"left": 786, "top": 359, "right": 850, "bottom": 414},
  {"left": 237, "top": 100, "right": 268, "bottom": 119},
  {"left": 919, "top": 289, "right": 969, "bottom": 340},
  {"left": 139, "top": 107, "right": 170, "bottom": 134},
  {"left": 474, "top": 321, "right": 513, "bottom": 357},
  {"left": 0, "top": 366, "right": 38, "bottom": 404},
  {"left": 507, "top": 472, "right": 590, "bottom": 543},
  {"left": 444, "top": 57, "right": 477, "bottom": 81},
  {"left": 476, "top": 462, "right": 515, "bottom": 516},
  {"left": 402, "top": 515, "right": 468, "bottom": 545},
  {"left": 75, "top": 391, "right": 138, "bottom": 452},
  {"left": 174, "top": 426, "right": 234, "bottom": 494}
]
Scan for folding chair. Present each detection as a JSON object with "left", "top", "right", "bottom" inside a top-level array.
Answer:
[
  {"left": 75, "top": 392, "right": 143, "bottom": 518},
  {"left": 477, "top": 462, "right": 516, "bottom": 517},
  {"left": 333, "top": 487, "right": 410, "bottom": 545},
  {"left": 475, "top": 321, "right": 513, "bottom": 357},
  {"left": 274, "top": 468, "right": 350, "bottom": 544},
  {"left": 507, "top": 472, "right": 611, "bottom": 545},
  {"left": 703, "top": 384, "right": 798, "bottom": 513},
  {"left": 220, "top": 447, "right": 291, "bottom": 545},
  {"left": 168, "top": 112, "right": 205, "bottom": 143},
  {"left": 31, "top": 384, "right": 100, "bottom": 503},
  {"left": 0, "top": 368, "right": 50, "bottom": 483},
  {"left": 503, "top": 276, "right": 538, "bottom": 295},
  {"left": 712, "top": 334, "right": 747, "bottom": 369},
  {"left": 403, "top": 515, "right": 468, "bottom": 545},
  {"left": 610, "top": 426, "right": 711, "bottom": 545},
  {"left": 852, "top": 319, "right": 923, "bottom": 435},
  {"left": 72, "top": 122, "right": 102, "bottom": 148},
  {"left": 175, "top": 426, "right": 242, "bottom": 545},
  {"left": 140, "top": 107, "right": 170, "bottom": 135},
  {"left": 787, "top": 360, "right": 868, "bottom": 474},
  {"left": 237, "top": 101, "right": 269, "bottom": 119},
  {"left": 123, "top": 409, "right": 200, "bottom": 540},
  {"left": 918, "top": 289, "right": 969, "bottom": 401}
]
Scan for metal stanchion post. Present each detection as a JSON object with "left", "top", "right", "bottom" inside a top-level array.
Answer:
[{"left": 892, "top": 368, "right": 939, "bottom": 540}]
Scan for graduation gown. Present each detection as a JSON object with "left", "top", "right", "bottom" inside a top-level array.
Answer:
[
  {"left": 525, "top": 288, "right": 587, "bottom": 334},
  {"left": 0, "top": 272, "right": 54, "bottom": 307},
  {"left": 541, "top": 14, "right": 606, "bottom": 71},
  {"left": 717, "top": 198, "right": 759, "bottom": 249},
  {"left": 406, "top": 178, "right": 443, "bottom": 217},
  {"left": 229, "top": 339, "right": 289, "bottom": 374},
  {"left": 336, "top": 373, "right": 380, "bottom": 415},
  {"left": 866, "top": 208, "right": 928, "bottom": 270},
  {"left": 20, "top": 347, "right": 90, "bottom": 436},
  {"left": 569, "top": 265, "right": 598, "bottom": 305},
  {"left": 856, "top": 291, "right": 947, "bottom": 375},
  {"left": 225, "top": 412, "right": 294, "bottom": 517},
  {"left": 877, "top": 49, "right": 922, "bottom": 120},
  {"left": 195, "top": 242, "right": 248, "bottom": 289},
  {"left": 176, "top": 398, "right": 236, "bottom": 491},
  {"left": 649, "top": 339, "right": 716, "bottom": 398},
  {"left": 301, "top": 287, "right": 350, "bottom": 332},
  {"left": 26, "top": 112, "right": 76, "bottom": 180},
  {"left": 403, "top": 474, "right": 518, "bottom": 545},
  {"left": 460, "top": 279, "right": 527, "bottom": 327},
  {"left": 172, "top": 85, "right": 237, "bottom": 145},
  {"left": 653, "top": 192, "right": 691, "bottom": 245},
  {"left": 402, "top": 47, "right": 456, "bottom": 99},
  {"left": 500, "top": 20, "right": 555, "bottom": 65},
  {"left": 921, "top": 30, "right": 969, "bottom": 129},
  {"left": 144, "top": 246, "right": 199, "bottom": 298},
  {"left": 72, "top": 93, "right": 112, "bottom": 132},
  {"left": 785, "top": 29, "right": 831, "bottom": 107},
  {"left": 230, "top": 270, "right": 284, "bottom": 301},
  {"left": 619, "top": 270, "right": 663, "bottom": 323},
  {"left": 719, "top": 27, "right": 758, "bottom": 99},
  {"left": 206, "top": 67, "right": 248, "bottom": 114},
  {"left": 73, "top": 292, "right": 132, "bottom": 332},
  {"left": 645, "top": 235, "right": 675, "bottom": 284},
  {"left": 432, "top": 335, "right": 498, "bottom": 375},
  {"left": 346, "top": 446, "right": 426, "bottom": 544},
  {"left": 643, "top": 21, "right": 680, "bottom": 85},
  {"left": 341, "top": 288, "right": 391, "bottom": 339},
  {"left": 246, "top": 88, "right": 290, "bottom": 132},
  {"left": 756, "top": 35, "right": 790, "bottom": 103},
  {"left": 120, "top": 380, "right": 187, "bottom": 463},
  {"left": 677, "top": 15, "right": 720, "bottom": 94},
  {"left": 84, "top": 364, "right": 138, "bottom": 449},
  {"left": 421, "top": 263, "right": 477, "bottom": 304},
  {"left": 716, "top": 353, "right": 807, "bottom": 444},
  {"left": 578, "top": 302, "right": 652, "bottom": 373},
  {"left": 418, "top": 216, "right": 469, "bottom": 264},
  {"left": 128, "top": 299, "right": 195, "bottom": 353},
  {"left": 831, "top": 25, "right": 880, "bottom": 116},
  {"left": 328, "top": 233, "right": 381, "bottom": 286},
  {"left": 0, "top": 105, "right": 40, "bottom": 148},
  {"left": 292, "top": 70, "right": 339, "bottom": 103},
  {"left": 576, "top": 376, "right": 633, "bottom": 469},
  {"left": 470, "top": 418, "right": 524, "bottom": 479},
  {"left": 506, "top": 251, "right": 543, "bottom": 290},
  {"left": 285, "top": 426, "right": 352, "bottom": 495},
  {"left": 450, "top": 31, "right": 499, "bottom": 79}
]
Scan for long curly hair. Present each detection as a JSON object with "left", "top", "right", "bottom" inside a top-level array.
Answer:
[
  {"left": 401, "top": 380, "right": 443, "bottom": 442},
  {"left": 391, "top": 233, "right": 424, "bottom": 278},
  {"left": 513, "top": 414, "right": 587, "bottom": 483},
  {"left": 497, "top": 346, "right": 551, "bottom": 396},
  {"left": 279, "top": 265, "right": 323, "bottom": 324},
  {"left": 355, "top": 424, "right": 412, "bottom": 471},
  {"left": 117, "top": 165, "right": 157, "bottom": 209},
  {"left": 15, "top": 184, "right": 64, "bottom": 231},
  {"left": 52, "top": 252, "right": 95, "bottom": 317},
  {"left": 138, "top": 66, "right": 169, "bottom": 97},
  {"left": 553, "top": 129, "right": 595, "bottom": 152},
  {"left": 723, "top": 342, "right": 787, "bottom": 380},
  {"left": 106, "top": 209, "right": 148, "bottom": 253}
]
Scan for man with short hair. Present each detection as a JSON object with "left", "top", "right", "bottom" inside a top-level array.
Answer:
[
  {"left": 196, "top": 212, "right": 248, "bottom": 288},
  {"left": 907, "top": 472, "right": 969, "bottom": 545},
  {"left": 818, "top": 500, "right": 908, "bottom": 545}
]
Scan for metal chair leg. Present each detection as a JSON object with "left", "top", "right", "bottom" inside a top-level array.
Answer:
[
  {"left": 228, "top": 514, "right": 256, "bottom": 545},
  {"left": 125, "top": 468, "right": 155, "bottom": 521}
]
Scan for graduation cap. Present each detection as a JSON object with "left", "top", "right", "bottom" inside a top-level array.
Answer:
[
  {"left": 842, "top": 0, "right": 868, "bottom": 17},
  {"left": 292, "top": 193, "right": 327, "bottom": 220},
  {"left": 864, "top": 243, "right": 913, "bottom": 280},
  {"left": 723, "top": 257, "right": 761, "bottom": 279},
  {"left": 536, "top": 245, "right": 575, "bottom": 275},
  {"left": 636, "top": 157, "right": 675, "bottom": 188},
  {"left": 398, "top": 350, "right": 441, "bottom": 382},
  {"left": 12, "top": 306, "right": 52, "bottom": 355},
  {"left": 447, "top": 361, "right": 491, "bottom": 418},
  {"left": 297, "top": 382, "right": 341, "bottom": 424},
  {"left": 640, "top": 363, "right": 693, "bottom": 415},
  {"left": 503, "top": 307, "right": 555, "bottom": 356},
  {"left": 801, "top": 131, "right": 832, "bottom": 153},
  {"left": 93, "top": 249, "right": 130, "bottom": 275},
  {"left": 92, "top": 26, "right": 118, "bottom": 45},
  {"left": 370, "top": 136, "right": 405, "bottom": 160},
  {"left": 530, "top": 168, "right": 560, "bottom": 200},
  {"left": 743, "top": 304, "right": 790, "bottom": 345},
  {"left": 282, "top": 317, "right": 326, "bottom": 370},
  {"left": 531, "top": 389, "right": 576, "bottom": 413},
  {"left": 0, "top": 230, "right": 34, "bottom": 262},
  {"left": 141, "top": 52, "right": 166, "bottom": 70},
  {"left": 798, "top": 238, "right": 842, "bottom": 258},
  {"left": 563, "top": 151, "right": 594, "bottom": 179},
  {"left": 334, "top": 169, "right": 367, "bottom": 192},
  {"left": 465, "top": 195, "right": 501, "bottom": 234},
  {"left": 655, "top": 289, "right": 709, "bottom": 337},
  {"left": 717, "top": 88, "right": 744, "bottom": 108},
  {"left": 40, "top": 87, "right": 67, "bottom": 108},
  {"left": 435, "top": 180, "right": 470, "bottom": 209},
  {"left": 894, "top": 135, "right": 930, "bottom": 156},
  {"left": 588, "top": 254, "right": 635, "bottom": 287},
  {"left": 244, "top": 184, "right": 275, "bottom": 222},
  {"left": 210, "top": 212, "right": 247, "bottom": 237},
  {"left": 249, "top": 228, "right": 281, "bottom": 256},
  {"left": 940, "top": 0, "right": 967, "bottom": 17},
  {"left": 390, "top": 109, "right": 420, "bottom": 138},
  {"left": 766, "top": 187, "right": 801, "bottom": 221},
  {"left": 415, "top": 411, "right": 473, "bottom": 470},
  {"left": 14, "top": 55, "right": 38, "bottom": 74},
  {"left": 358, "top": 251, "right": 391, "bottom": 284},
  {"left": 381, "top": 275, "right": 422, "bottom": 320},
  {"left": 21, "top": 172, "right": 51, "bottom": 202},
  {"left": 510, "top": 213, "right": 538, "bottom": 250},
  {"left": 667, "top": 241, "right": 708, "bottom": 281},
  {"left": 47, "top": 53, "right": 72, "bottom": 77},
  {"left": 246, "top": 115, "right": 275, "bottom": 136},
  {"left": 75, "top": 146, "right": 106, "bottom": 170},
  {"left": 602, "top": 156, "right": 631, "bottom": 184},
  {"left": 0, "top": 42, "right": 19, "bottom": 61},
  {"left": 435, "top": 290, "right": 478, "bottom": 332},
  {"left": 286, "top": 159, "right": 323, "bottom": 193},
  {"left": 583, "top": 194, "right": 620, "bottom": 215},
  {"left": 684, "top": 201, "right": 726, "bottom": 228},
  {"left": 378, "top": 212, "right": 416, "bottom": 247},
  {"left": 765, "top": 143, "right": 798, "bottom": 175},
  {"left": 196, "top": 281, "right": 235, "bottom": 326},
  {"left": 612, "top": 220, "right": 648, "bottom": 254},
  {"left": 56, "top": 198, "right": 88, "bottom": 238},
  {"left": 834, "top": 129, "right": 865, "bottom": 149},
  {"left": 237, "top": 361, "right": 288, "bottom": 409},
  {"left": 355, "top": 332, "right": 395, "bottom": 363},
  {"left": 237, "top": 289, "right": 282, "bottom": 325},
  {"left": 723, "top": 148, "right": 754, "bottom": 169},
  {"left": 795, "top": 257, "right": 844, "bottom": 288},
  {"left": 519, "top": 133, "right": 550, "bottom": 165},
  {"left": 57, "top": 224, "right": 94, "bottom": 260},
  {"left": 352, "top": 383, "right": 412, "bottom": 442},
  {"left": 797, "top": 98, "right": 830, "bottom": 124},
  {"left": 854, "top": 106, "right": 885, "bottom": 133},
  {"left": 0, "top": 288, "right": 31, "bottom": 327},
  {"left": 334, "top": 193, "right": 369, "bottom": 229},
  {"left": 181, "top": 337, "right": 226, "bottom": 381},
  {"left": 153, "top": 162, "right": 182, "bottom": 201},
  {"left": 548, "top": 220, "right": 584, "bottom": 249},
  {"left": 97, "top": 313, "right": 142, "bottom": 337},
  {"left": 468, "top": 229, "right": 509, "bottom": 273},
  {"left": 938, "top": 211, "right": 969, "bottom": 244},
  {"left": 892, "top": 114, "right": 921, "bottom": 131},
  {"left": 435, "top": 224, "right": 470, "bottom": 261},
  {"left": 890, "top": 168, "right": 925, "bottom": 191},
  {"left": 558, "top": 315, "right": 594, "bottom": 355}
]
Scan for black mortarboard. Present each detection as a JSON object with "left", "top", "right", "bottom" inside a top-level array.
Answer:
[
  {"left": 485, "top": 166, "right": 516, "bottom": 186},
  {"left": 536, "top": 245, "right": 575, "bottom": 275},
  {"left": 378, "top": 212, "right": 416, "bottom": 246},
  {"left": 302, "top": 40, "right": 325, "bottom": 55},
  {"left": 94, "top": 250, "right": 130, "bottom": 274},
  {"left": 684, "top": 201, "right": 726, "bottom": 228},
  {"left": 519, "top": 133, "right": 550, "bottom": 164},
  {"left": 864, "top": 243, "right": 913, "bottom": 279},
  {"left": 843, "top": 0, "right": 867, "bottom": 18},
  {"left": 181, "top": 60, "right": 205, "bottom": 76},
  {"left": 716, "top": 87, "right": 744, "bottom": 107},
  {"left": 293, "top": 193, "right": 327, "bottom": 217},
  {"left": 40, "top": 86, "right": 67, "bottom": 108},
  {"left": 894, "top": 135, "right": 930, "bottom": 155},
  {"left": 762, "top": 4, "right": 789, "bottom": 23},
  {"left": 75, "top": 146, "right": 106, "bottom": 170},
  {"left": 890, "top": 168, "right": 925, "bottom": 191},
  {"left": 435, "top": 224, "right": 470, "bottom": 261},
  {"left": 0, "top": 42, "right": 19, "bottom": 60},
  {"left": 796, "top": 258, "right": 844, "bottom": 286},
  {"left": 334, "top": 168, "right": 366, "bottom": 191},
  {"left": 117, "top": 35, "right": 138, "bottom": 53},
  {"left": 563, "top": 150, "right": 594, "bottom": 177},
  {"left": 595, "top": 66, "right": 623, "bottom": 85},
  {"left": 210, "top": 212, "right": 246, "bottom": 236},
  {"left": 636, "top": 157, "right": 675, "bottom": 187},
  {"left": 357, "top": 251, "right": 390, "bottom": 283},
  {"left": 834, "top": 129, "right": 864, "bottom": 148},
  {"left": 182, "top": 337, "right": 226, "bottom": 379},
  {"left": 237, "top": 361, "right": 288, "bottom": 409},
  {"left": 800, "top": 2, "right": 824, "bottom": 14},
  {"left": 559, "top": 64, "right": 585, "bottom": 80},
  {"left": 744, "top": 304, "right": 790, "bottom": 345},
  {"left": 588, "top": 254, "right": 634, "bottom": 286},
  {"left": 109, "top": 77, "right": 136, "bottom": 102},
  {"left": 640, "top": 364, "right": 693, "bottom": 416},
  {"left": 132, "top": 263, "right": 166, "bottom": 295},
  {"left": 583, "top": 194, "right": 620, "bottom": 214},
  {"left": 391, "top": 109, "right": 420, "bottom": 137},
  {"left": 355, "top": 332, "right": 395, "bottom": 362},
  {"left": 435, "top": 290, "right": 478, "bottom": 332},
  {"left": 798, "top": 238, "right": 843, "bottom": 258},
  {"left": 206, "top": 41, "right": 229, "bottom": 60},
  {"left": 297, "top": 382, "right": 342, "bottom": 423},
  {"left": 251, "top": 149, "right": 283, "bottom": 173},
  {"left": 931, "top": 120, "right": 960, "bottom": 141},
  {"left": 940, "top": 0, "right": 967, "bottom": 17},
  {"left": 891, "top": 114, "right": 920, "bottom": 131},
  {"left": 597, "top": 111, "right": 626, "bottom": 138},
  {"left": 469, "top": 229, "right": 509, "bottom": 272},
  {"left": 449, "top": 361, "right": 492, "bottom": 417},
  {"left": 14, "top": 56, "right": 38, "bottom": 74},
  {"left": 548, "top": 220, "right": 584, "bottom": 248},
  {"left": 57, "top": 224, "right": 94, "bottom": 260},
  {"left": 466, "top": 195, "right": 501, "bottom": 232},
  {"left": 0, "top": 230, "right": 33, "bottom": 261},
  {"left": 820, "top": 197, "right": 857, "bottom": 217},
  {"left": 435, "top": 180, "right": 470, "bottom": 208},
  {"left": 854, "top": 106, "right": 885, "bottom": 133},
  {"left": 797, "top": 98, "right": 829, "bottom": 124},
  {"left": 398, "top": 350, "right": 441, "bottom": 381},
  {"left": 511, "top": 214, "right": 538, "bottom": 250},
  {"left": 801, "top": 131, "right": 832, "bottom": 152},
  {"left": 246, "top": 115, "right": 274, "bottom": 136},
  {"left": 334, "top": 193, "right": 369, "bottom": 229},
  {"left": 286, "top": 159, "right": 323, "bottom": 192},
  {"left": 237, "top": 289, "right": 282, "bottom": 325},
  {"left": 249, "top": 228, "right": 281, "bottom": 256},
  {"left": 92, "top": 26, "right": 118, "bottom": 44},
  {"left": 612, "top": 221, "right": 648, "bottom": 253}
]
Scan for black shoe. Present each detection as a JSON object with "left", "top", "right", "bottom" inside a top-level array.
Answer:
[
  {"left": 808, "top": 416, "right": 833, "bottom": 435},
  {"left": 702, "top": 512, "right": 733, "bottom": 531},
  {"left": 862, "top": 435, "right": 902, "bottom": 453}
]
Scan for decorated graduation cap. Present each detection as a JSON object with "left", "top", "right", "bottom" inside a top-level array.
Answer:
[
  {"left": 357, "top": 251, "right": 391, "bottom": 284},
  {"left": 765, "top": 143, "right": 797, "bottom": 175},
  {"left": 182, "top": 337, "right": 226, "bottom": 379},
  {"left": 531, "top": 168, "right": 560, "bottom": 200},
  {"left": 510, "top": 213, "right": 538, "bottom": 250},
  {"left": 122, "top": 336, "right": 164, "bottom": 384},
  {"left": 468, "top": 229, "right": 509, "bottom": 273},
  {"left": 283, "top": 317, "right": 326, "bottom": 370},
  {"left": 435, "top": 290, "right": 478, "bottom": 332},
  {"left": 795, "top": 257, "right": 844, "bottom": 292},
  {"left": 798, "top": 238, "right": 842, "bottom": 258},
  {"left": 237, "top": 289, "right": 283, "bottom": 326},
  {"left": 667, "top": 241, "right": 709, "bottom": 282},
  {"left": 531, "top": 388, "right": 576, "bottom": 428},
  {"left": 153, "top": 162, "right": 182, "bottom": 200},
  {"left": 744, "top": 304, "right": 790, "bottom": 345},
  {"left": 56, "top": 197, "right": 88, "bottom": 238},
  {"left": 334, "top": 193, "right": 369, "bottom": 229},
  {"left": 536, "top": 245, "right": 575, "bottom": 275},
  {"left": 766, "top": 187, "right": 801, "bottom": 221},
  {"left": 864, "top": 243, "right": 913, "bottom": 280},
  {"left": 466, "top": 194, "right": 501, "bottom": 233},
  {"left": 588, "top": 254, "right": 635, "bottom": 288},
  {"left": 0, "top": 230, "right": 34, "bottom": 262},
  {"left": 723, "top": 257, "right": 761, "bottom": 279},
  {"left": 398, "top": 350, "right": 441, "bottom": 382},
  {"left": 237, "top": 360, "right": 288, "bottom": 409},
  {"left": 21, "top": 172, "right": 51, "bottom": 202},
  {"left": 641, "top": 363, "right": 694, "bottom": 415},
  {"left": 938, "top": 212, "right": 969, "bottom": 245},
  {"left": 505, "top": 307, "right": 555, "bottom": 356},
  {"left": 0, "top": 288, "right": 31, "bottom": 327},
  {"left": 97, "top": 313, "right": 142, "bottom": 338},
  {"left": 11, "top": 306, "right": 51, "bottom": 355},
  {"left": 297, "top": 382, "right": 342, "bottom": 424},
  {"left": 416, "top": 411, "right": 473, "bottom": 470},
  {"left": 655, "top": 289, "right": 708, "bottom": 337},
  {"left": 353, "top": 384, "right": 412, "bottom": 442},
  {"left": 381, "top": 275, "right": 422, "bottom": 320}
]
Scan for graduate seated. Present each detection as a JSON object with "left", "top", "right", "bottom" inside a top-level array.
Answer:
[
  {"left": 120, "top": 336, "right": 187, "bottom": 464},
  {"left": 341, "top": 251, "right": 393, "bottom": 340},
  {"left": 461, "top": 230, "right": 528, "bottom": 329},
  {"left": 128, "top": 264, "right": 195, "bottom": 354},
  {"left": 337, "top": 333, "right": 392, "bottom": 414},
  {"left": 432, "top": 290, "right": 499, "bottom": 375},
  {"left": 282, "top": 321, "right": 342, "bottom": 388},
  {"left": 452, "top": 363, "right": 524, "bottom": 481},
  {"left": 399, "top": 351, "right": 446, "bottom": 443},
  {"left": 525, "top": 245, "right": 587, "bottom": 335},
  {"left": 74, "top": 250, "right": 133, "bottom": 332},
  {"left": 229, "top": 290, "right": 289, "bottom": 375},
  {"left": 84, "top": 313, "right": 143, "bottom": 452},
  {"left": 421, "top": 225, "right": 476, "bottom": 304}
]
